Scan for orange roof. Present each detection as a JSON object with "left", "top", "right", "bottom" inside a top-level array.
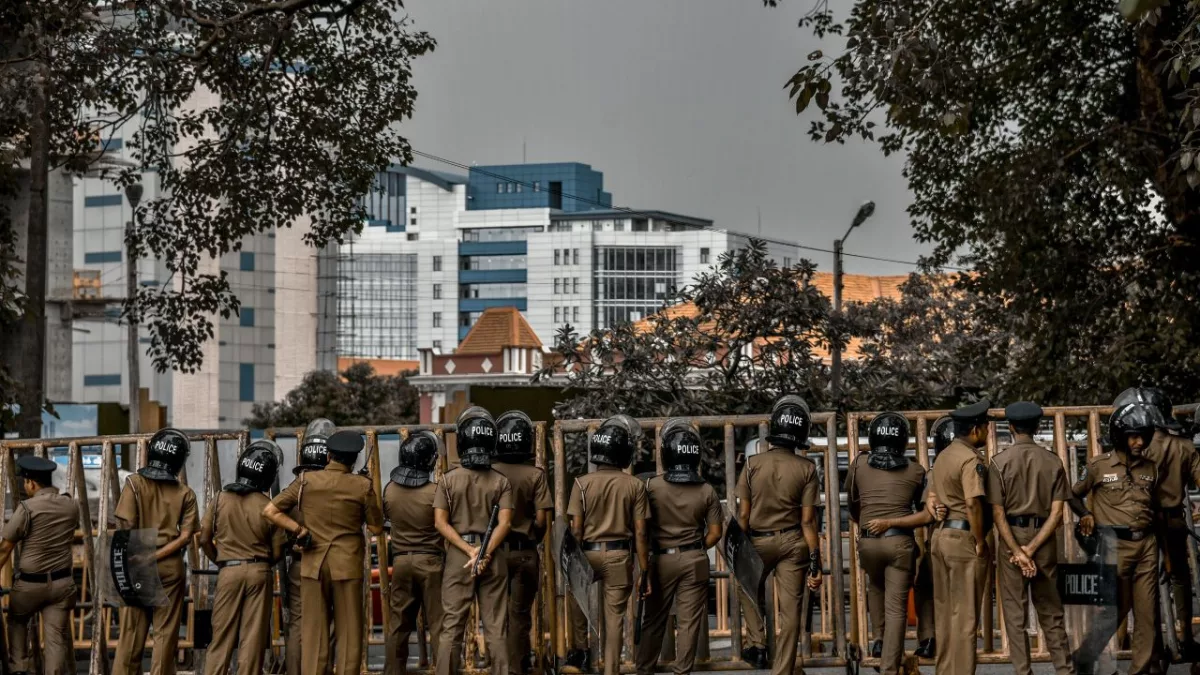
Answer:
[
  {"left": 456, "top": 307, "right": 542, "bottom": 355},
  {"left": 337, "top": 357, "right": 419, "bottom": 377}
]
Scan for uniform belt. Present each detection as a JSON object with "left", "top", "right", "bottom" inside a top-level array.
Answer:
[
  {"left": 859, "top": 527, "right": 910, "bottom": 539},
  {"left": 1006, "top": 515, "right": 1047, "bottom": 528},
  {"left": 16, "top": 567, "right": 72, "bottom": 583},
  {"left": 392, "top": 550, "right": 442, "bottom": 558},
  {"left": 1161, "top": 506, "right": 1186, "bottom": 517},
  {"left": 217, "top": 558, "right": 271, "bottom": 568},
  {"left": 655, "top": 542, "right": 704, "bottom": 555},
  {"left": 1108, "top": 526, "right": 1149, "bottom": 542},
  {"left": 749, "top": 525, "right": 802, "bottom": 538},
  {"left": 460, "top": 533, "right": 485, "bottom": 545},
  {"left": 504, "top": 538, "right": 538, "bottom": 552},
  {"left": 939, "top": 519, "right": 971, "bottom": 531},
  {"left": 582, "top": 540, "right": 631, "bottom": 552}
]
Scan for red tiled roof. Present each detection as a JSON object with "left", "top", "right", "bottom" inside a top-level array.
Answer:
[{"left": 456, "top": 307, "right": 542, "bottom": 355}]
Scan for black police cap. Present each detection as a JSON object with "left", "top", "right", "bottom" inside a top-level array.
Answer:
[
  {"left": 327, "top": 430, "right": 365, "bottom": 455},
  {"left": 16, "top": 456, "right": 57, "bottom": 481},
  {"left": 1004, "top": 401, "right": 1043, "bottom": 424},
  {"left": 950, "top": 399, "right": 992, "bottom": 425}
]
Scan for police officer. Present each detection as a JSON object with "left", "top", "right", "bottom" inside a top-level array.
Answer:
[
  {"left": 434, "top": 407, "right": 514, "bottom": 675},
  {"left": 265, "top": 429, "right": 384, "bottom": 675},
  {"left": 635, "top": 419, "right": 723, "bottom": 675},
  {"left": 113, "top": 428, "right": 200, "bottom": 675},
  {"left": 0, "top": 456, "right": 78, "bottom": 675},
  {"left": 912, "top": 416, "right": 953, "bottom": 661},
  {"left": 568, "top": 414, "right": 651, "bottom": 675},
  {"left": 490, "top": 411, "right": 553, "bottom": 675},
  {"left": 845, "top": 412, "right": 929, "bottom": 675},
  {"left": 383, "top": 430, "right": 445, "bottom": 675},
  {"left": 1129, "top": 387, "right": 1200, "bottom": 658},
  {"left": 735, "top": 395, "right": 823, "bottom": 675},
  {"left": 1072, "top": 402, "right": 1162, "bottom": 675},
  {"left": 987, "top": 402, "right": 1074, "bottom": 675},
  {"left": 199, "top": 440, "right": 286, "bottom": 675},
  {"left": 928, "top": 400, "right": 991, "bottom": 675},
  {"left": 284, "top": 419, "right": 334, "bottom": 675}
]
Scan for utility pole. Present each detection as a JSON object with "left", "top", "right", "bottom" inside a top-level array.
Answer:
[
  {"left": 830, "top": 201, "right": 875, "bottom": 405},
  {"left": 124, "top": 183, "right": 143, "bottom": 434}
]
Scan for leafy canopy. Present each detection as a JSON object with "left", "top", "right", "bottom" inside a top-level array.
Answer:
[{"left": 245, "top": 362, "right": 418, "bottom": 428}]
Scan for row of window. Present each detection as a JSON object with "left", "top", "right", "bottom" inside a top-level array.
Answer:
[
  {"left": 461, "top": 255, "right": 526, "bottom": 271},
  {"left": 496, "top": 181, "right": 541, "bottom": 193},
  {"left": 553, "top": 248, "right": 581, "bottom": 266},
  {"left": 553, "top": 278, "right": 580, "bottom": 295},
  {"left": 461, "top": 227, "right": 543, "bottom": 242},
  {"left": 554, "top": 306, "right": 581, "bottom": 324},
  {"left": 461, "top": 283, "right": 525, "bottom": 299}
]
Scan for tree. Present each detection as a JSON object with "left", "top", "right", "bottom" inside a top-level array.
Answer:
[
  {"left": 776, "top": 0, "right": 1200, "bottom": 405},
  {"left": 0, "top": 0, "right": 435, "bottom": 436},
  {"left": 245, "top": 362, "right": 418, "bottom": 428}
]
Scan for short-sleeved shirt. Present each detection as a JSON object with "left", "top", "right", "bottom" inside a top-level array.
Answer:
[
  {"left": 568, "top": 465, "right": 650, "bottom": 542},
  {"left": 1, "top": 487, "right": 78, "bottom": 573},
  {"left": 271, "top": 463, "right": 384, "bottom": 580},
  {"left": 114, "top": 474, "right": 200, "bottom": 548},
  {"left": 198, "top": 490, "right": 284, "bottom": 563},
  {"left": 929, "top": 439, "right": 987, "bottom": 521},
  {"left": 1145, "top": 430, "right": 1200, "bottom": 510},
  {"left": 384, "top": 480, "right": 442, "bottom": 553},
  {"left": 434, "top": 468, "right": 514, "bottom": 535},
  {"left": 986, "top": 441, "right": 1070, "bottom": 518},
  {"left": 1072, "top": 451, "right": 1159, "bottom": 531},
  {"left": 492, "top": 461, "right": 552, "bottom": 541},
  {"left": 845, "top": 456, "right": 926, "bottom": 524},
  {"left": 734, "top": 449, "right": 819, "bottom": 532},
  {"left": 645, "top": 477, "right": 723, "bottom": 548}
]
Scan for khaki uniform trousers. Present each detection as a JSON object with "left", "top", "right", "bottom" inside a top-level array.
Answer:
[
  {"left": 585, "top": 550, "right": 635, "bottom": 675},
  {"left": 931, "top": 527, "right": 988, "bottom": 675},
  {"left": 744, "top": 530, "right": 810, "bottom": 675},
  {"left": 1161, "top": 515, "right": 1195, "bottom": 643},
  {"left": 300, "top": 561, "right": 364, "bottom": 675},
  {"left": 569, "top": 595, "right": 590, "bottom": 651},
  {"left": 113, "top": 555, "right": 186, "bottom": 675},
  {"left": 505, "top": 548, "right": 540, "bottom": 675},
  {"left": 738, "top": 584, "right": 766, "bottom": 650},
  {"left": 996, "top": 526, "right": 1073, "bottom": 675},
  {"left": 858, "top": 535, "right": 917, "bottom": 675},
  {"left": 437, "top": 547, "right": 510, "bottom": 675},
  {"left": 1076, "top": 535, "right": 1161, "bottom": 675},
  {"left": 913, "top": 530, "right": 935, "bottom": 642},
  {"left": 203, "top": 562, "right": 273, "bottom": 675},
  {"left": 7, "top": 576, "right": 75, "bottom": 675},
  {"left": 386, "top": 552, "right": 444, "bottom": 675},
  {"left": 635, "top": 549, "right": 710, "bottom": 675}
]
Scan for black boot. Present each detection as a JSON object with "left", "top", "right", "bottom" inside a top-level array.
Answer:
[
  {"left": 566, "top": 649, "right": 590, "bottom": 671},
  {"left": 914, "top": 638, "right": 935, "bottom": 659},
  {"left": 1180, "top": 640, "right": 1200, "bottom": 662},
  {"left": 870, "top": 639, "right": 882, "bottom": 658},
  {"left": 741, "top": 646, "right": 769, "bottom": 669}
]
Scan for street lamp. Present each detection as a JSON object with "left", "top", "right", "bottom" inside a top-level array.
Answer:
[
  {"left": 124, "top": 183, "right": 143, "bottom": 434},
  {"left": 831, "top": 201, "right": 875, "bottom": 405}
]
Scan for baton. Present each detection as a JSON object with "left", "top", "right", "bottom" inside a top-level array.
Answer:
[
  {"left": 634, "top": 571, "right": 648, "bottom": 645},
  {"left": 473, "top": 505, "right": 500, "bottom": 577}
]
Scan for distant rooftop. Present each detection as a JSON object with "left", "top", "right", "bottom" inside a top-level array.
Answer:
[
  {"left": 387, "top": 164, "right": 467, "bottom": 191},
  {"left": 455, "top": 307, "right": 542, "bottom": 355},
  {"left": 549, "top": 209, "right": 713, "bottom": 230}
]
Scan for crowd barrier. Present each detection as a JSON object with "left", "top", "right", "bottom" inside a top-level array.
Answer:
[{"left": 0, "top": 404, "right": 1195, "bottom": 674}]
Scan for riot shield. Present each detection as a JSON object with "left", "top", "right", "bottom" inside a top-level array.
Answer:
[
  {"left": 103, "top": 528, "right": 168, "bottom": 608},
  {"left": 1062, "top": 528, "right": 1121, "bottom": 675},
  {"left": 554, "top": 521, "right": 599, "bottom": 631},
  {"left": 721, "top": 516, "right": 765, "bottom": 623}
]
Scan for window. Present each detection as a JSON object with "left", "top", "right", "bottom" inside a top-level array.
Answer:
[
  {"left": 411, "top": 206, "right": 417, "bottom": 214},
  {"left": 553, "top": 278, "right": 561, "bottom": 294},
  {"left": 411, "top": 218, "right": 417, "bottom": 226},
  {"left": 433, "top": 284, "right": 442, "bottom": 300},
  {"left": 497, "top": 183, "right": 504, "bottom": 193},
  {"left": 84, "top": 251, "right": 122, "bottom": 264},
  {"left": 573, "top": 306, "right": 579, "bottom": 323},
  {"left": 240, "top": 308, "right": 255, "bottom": 327},
  {"left": 84, "top": 194, "right": 123, "bottom": 208},
  {"left": 432, "top": 256, "right": 442, "bottom": 271},
  {"left": 573, "top": 249, "right": 580, "bottom": 265},
  {"left": 407, "top": 233, "right": 419, "bottom": 241},
  {"left": 554, "top": 307, "right": 561, "bottom": 323},
  {"left": 506, "top": 183, "right": 514, "bottom": 193},
  {"left": 554, "top": 250, "right": 561, "bottom": 266},
  {"left": 700, "top": 248, "right": 711, "bottom": 264},
  {"left": 84, "top": 374, "right": 121, "bottom": 387},
  {"left": 239, "top": 363, "right": 255, "bottom": 402},
  {"left": 432, "top": 340, "right": 442, "bottom": 351},
  {"left": 516, "top": 183, "right": 523, "bottom": 193},
  {"left": 240, "top": 252, "right": 255, "bottom": 271},
  {"left": 534, "top": 181, "right": 541, "bottom": 192},
  {"left": 573, "top": 277, "right": 579, "bottom": 294},
  {"left": 432, "top": 312, "right": 442, "bottom": 328},
  {"left": 783, "top": 257, "right": 792, "bottom": 268}
]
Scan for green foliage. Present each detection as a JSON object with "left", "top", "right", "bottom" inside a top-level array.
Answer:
[
  {"left": 776, "top": 0, "right": 1200, "bottom": 404},
  {"left": 244, "top": 362, "right": 418, "bottom": 429}
]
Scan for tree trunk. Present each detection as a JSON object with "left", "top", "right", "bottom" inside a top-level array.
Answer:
[{"left": 15, "top": 62, "right": 50, "bottom": 439}]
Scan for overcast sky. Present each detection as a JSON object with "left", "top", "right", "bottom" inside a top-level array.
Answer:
[{"left": 399, "top": 0, "right": 924, "bottom": 276}]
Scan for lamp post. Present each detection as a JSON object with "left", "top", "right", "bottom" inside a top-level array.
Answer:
[
  {"left": 124, "top": 183, "right": 143, "bottom": 434},
  {"left": 831, "top": 201, "right": 875, "bottom": 404}
]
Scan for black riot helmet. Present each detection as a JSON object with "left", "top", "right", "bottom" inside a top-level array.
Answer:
[
  {"left": 392, "top": 430, "right": 441, "bottom": 487},
  {"left": 767, "top": 395, "right": 811, "bottom": 450},
  {"left": 227, "top": 440, "right": 281, "bottom": 493},
  {"left": 305, "top": 418, "right": 336, "bottom": 439},
  {"left": 295, "top": 418, "right": 335, "bottom": 475},
  {"left": 495, "top": 411, "right": 535, "bottom": 464},
  {"left": 1112, "top": 388, "right": 1168, "bottom": 429},
  {"left": 1109, "top": 402, "right": 1158, "bottom": 456},
  {"left": 1144, "top": 388, "right": 1178, "bottom": 430},
  {"left": 590, "top": 414, "right": 641, "bottom": 468},
  {"left": 867, "top": 412, "right": 910, "bottom": 471},
  {"left": 457, "top": 406, "right": 497, "bottom": 470},
  {"left": 930, "top": 416, "right": 954, "bottom": 454},
  {"left": 140, "top": 428, "right": 190, "bottom": 482},
  {"left": 661, "top": 418, "right": 704, "bottom": 484}
]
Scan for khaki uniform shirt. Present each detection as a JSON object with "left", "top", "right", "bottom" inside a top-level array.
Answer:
[
  {"left": 568, "top": 465, "right": 649, "bottom": 542},
  {"left": 1072, "top": 451, "right": 1159, "bottom": 531},
  {"left": 271, "top": 463, "right": 383, "bottom": 580},
  {"left": 1145, "top": 430, "right": 1200, "bottom": 510},
  {"left": 114, "top": 474, "right": 200, "bottom": 549},
  {"left": 492, "top": 462, "right": 552, "bottom": 541},
  {"left": 383, "top": 481, "right": 442, "bottom": 553},
  {"left": 734, "top": 448, "right": 819, "bottom": 532},
  {"left": 645, "top": 477, "right": 723, "bottom": 548},
  {"left": 1, "top": 487, "right": 78, "bottom": 573},
  {"left": 845, "top": 456, "right": 926, "bottom": 524},
  {"left": 929, "top": 439, "right": 987, "bottom": 521},
  {"left": 198, "top": 490, "right": 285, "bottom": 563},
  {"left": 434, "top": 468, "right": 514, "bottom": 534},
  {"left": 986, "top": 441, "right": 1070, "bottom": 518}
]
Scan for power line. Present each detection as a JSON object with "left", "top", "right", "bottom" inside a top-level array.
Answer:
[{"left": 410, "top": 149, "right": 969, "bottom": 273}]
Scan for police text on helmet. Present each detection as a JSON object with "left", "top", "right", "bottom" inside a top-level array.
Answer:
[{"left": 778, "top": 413, "right": 806, "bottom": 426}]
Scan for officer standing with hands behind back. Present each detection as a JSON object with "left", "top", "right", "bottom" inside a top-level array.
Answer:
[{"left": 283, "top": 419, "right": 334, "bottom": 675}]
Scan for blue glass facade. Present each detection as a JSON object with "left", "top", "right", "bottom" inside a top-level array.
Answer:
[{"left": 467, "top": 163, "right": 612, "bottom": 212}]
